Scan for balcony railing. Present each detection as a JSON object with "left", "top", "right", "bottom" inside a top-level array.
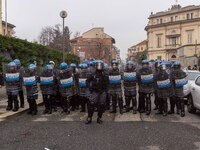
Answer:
[{"left": 165, "top": 44, "right": 181, "bottom": 49}]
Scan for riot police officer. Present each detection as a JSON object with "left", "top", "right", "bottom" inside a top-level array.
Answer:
[
  {"left": 123, "top": 60, "right": 137, "bottom": 114},
  {"left": 86, "top": 60, "right": 108, "bottom": 124},
  {"left": 108, "top": 60, "right": 123, "bottom": 114},
  {"left": 23, "top": 64, "right": 38, "bottom": 115},
  {"left": 137, "top": 60, "right": 154, "bottom": 115},
  {"left": 104, "top": 63, "right": 110, "bottom": 110},
  {"left": 49, "top": 60, "right": 59, "bottom": 111},
  {"left": 154, "top": 60, "right": 161, "bottom": 111},
  {"left": 78, "top": 63, "right": 90, "bottom": 112},
  {"left": 69, "top": 63, "right": 79, "bottom": 111},
  {"left": 5, "top": 62, "right": 21, "bottom": 111},
  {"left": 169, "top": 61, "right": 187, "bottom": 117},
  {"left": 40, "top": 65, "right": 56, "bottom": 114},
  {"left": 155, "top": 63, "right": 173, "bottom": 116},
  {"left": 57, "top": 63, "right": 74, "bottom": 114},
  {"left": 13, "top": 59, "right": 25, "bottom": 108}
]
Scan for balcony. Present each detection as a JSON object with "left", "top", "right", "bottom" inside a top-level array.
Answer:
[{"left": 165, "top": 44, "right": 181, "bottom": 50}]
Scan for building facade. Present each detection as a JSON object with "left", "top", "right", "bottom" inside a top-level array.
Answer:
[
  {"left": 70, "top": 27, "right": 119, "bottom": 63},
  {"left": 145, "top": 4, "right": 200, "bottom": 66},
  {"left": 127, "top": 40, "right": 147, "bottom": 61},
  {"left": 0, "top": 0, "right": 15, "bottom": 36}
]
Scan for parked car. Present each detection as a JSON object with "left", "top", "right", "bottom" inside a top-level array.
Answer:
[
  {"left": 187, "top": 75, "right": 200, "bottom": 113},
  {"left": 183, "top": 70, "right": 200, "bottom": 99}
]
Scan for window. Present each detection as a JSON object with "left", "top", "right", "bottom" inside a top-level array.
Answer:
[
  {"left": 187, "top": 31, "right": 193, "bottom": 44},
  {"left": 157, "top": 19, "right": 159, "bottom": 24},
  {"left": 195, "top": 76, "right": 200, "bottom": 86},
  {"left": 187, "top": 13, "right": 193, "bottom": 20},
  {"left": 171, "top": 37, "right": 177, "bottom": 46},
  {"left": 171, "top": 16, "right": 174, "bottom": 22},
  {"left": 175, "top": 16, "right": 178, "bottom": 21},
  {"left": 187, "top": 14, "right": 190, "bottom": 20},
  {"left": 160, "top": 18, "right": 163, "bottom": 24},
  {"left": 157, "top": 56, "right": 162, "bottom": 60},
  {"left": 141, "top": 47, "right": 143, "bottom": 51},
  {"left": 191, "top": 13, "right": 193, "bottom": 19},
  {"left": 157, "top": 35, "right": 162, "bottom": 48}
]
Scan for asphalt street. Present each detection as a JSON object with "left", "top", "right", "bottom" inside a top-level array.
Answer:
[{"left": 1, "top": 106, "right": 200, "bottom": 150}]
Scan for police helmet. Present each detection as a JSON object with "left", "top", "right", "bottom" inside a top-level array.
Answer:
[
  {"left": 13, "top": 59, "right": 21, "bottom": 66},
  {"left": 70, "top": 63, "right": 77, "bottom": 69},
  {"left": 60, "top": 62, "right": 68, "bottom": 70},
  {"left": 28, "top": 64, "right": 36, "bottom": 70}
]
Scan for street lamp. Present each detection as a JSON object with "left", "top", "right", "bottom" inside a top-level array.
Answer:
[
  {"left": 5, "top": 0, "right": 8, "bottom": 36},
  {"left": 60, "top": 10, "right": 68, "bottom": 62}
]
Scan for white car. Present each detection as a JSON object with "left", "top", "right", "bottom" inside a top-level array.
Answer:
[
  {"left": 187, "top": 75, "right": 200, "bottom": 113},
  {"left": 183, "top": 70, "right": 200, "bottom": 98}
]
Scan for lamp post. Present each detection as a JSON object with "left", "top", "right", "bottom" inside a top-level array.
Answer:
[
  {"left": 60, "top": 10, "right": 67, "bottom": 62},
  {"left": 5, "top": 0, "right": 8, "bottom": 36}
]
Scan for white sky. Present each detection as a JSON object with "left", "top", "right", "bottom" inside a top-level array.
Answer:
[{"left": 3, "top": 0, "right": 200, "bottom": 60}]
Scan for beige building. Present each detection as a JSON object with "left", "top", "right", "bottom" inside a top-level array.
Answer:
[
  {"left": 127, "top": 40, "right": 147, "bottom": 61},
  {"left": 0, "top": 0, "right": 15, "bottom": 36},
  {"left": 70, "top": 27, "right": 119, "bottom": 63},
  {"left": 145, "top": 4, "right": 200, "bottom": 66}
]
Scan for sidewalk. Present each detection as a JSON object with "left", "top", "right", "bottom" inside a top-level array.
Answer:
[{"left": 0, "top": 86, "right": 43, "bottom": 121}]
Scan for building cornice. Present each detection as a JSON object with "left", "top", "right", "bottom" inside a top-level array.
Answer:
[
  {"left": 145, "top": 18, "right": 200, "bottom": 31},
  {"left": 149, "top": 5, "right": 200, "bottom": 19}
]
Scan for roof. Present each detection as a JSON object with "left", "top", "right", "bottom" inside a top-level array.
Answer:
[
  {"left": 149, "top": 5, "right": 200, "bottom": 19},
  {"left": 82, "top": 27, "right": 115, "bottom": 43},
  {"left": 135, "top": 40, "right": 147, "bottom": 46},
  {"left": 2, "top": 21, "right": 16, "bottom": 28}
]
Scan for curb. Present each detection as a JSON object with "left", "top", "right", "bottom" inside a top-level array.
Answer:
[{"left": 0, "top": 100, "right": 43, "bottom": 121}]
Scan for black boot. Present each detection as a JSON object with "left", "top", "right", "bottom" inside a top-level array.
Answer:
[
  {"left": 163, "top": 99, "right": 168, "bottom": 117},
  {"left": 125, "top": 97, "right": 131, "bottom": 112},
  {"left": 118, "top": 97, "right": 124, "bottom": 115},
  {"left": 97, "top": 117, "right": 103, "bottom": 124},
  {"left": 146, "top": 95, "right": 151, "bottom": 116},
  {"left": 180, "top": 100, "right": 185, "bottom": 117},
  {"left": 168, "top": 97, "right": 175, "bottom": 114},
  {"left": 19, "top": 90, "right": 24, "bottom": 108},
  {"left": 6, "top": 95, "right": 13, "bottom": 111},
  {"left": 110, "top": 95, "right": 117, "bottom": 113},
  {"left": 176, "top": 99, "right": 181, "bottom": 115},
  {"left": 27, "top": 99, "right": 32, "bottom": 114},
  {"left": 12, "top": 96, "right": 19, "bottom": 112},
  {"left": 85, "top": 117, "right": 92, "bottom": 124},
  {"left": 32, "top": 100, "right": 38, "bottom": 115},
  {"left": 132, "top": 97, "right": 137, "bottom": 114},
  {"left": 43, "top": 95, "right": 49, "bottom": 114}
]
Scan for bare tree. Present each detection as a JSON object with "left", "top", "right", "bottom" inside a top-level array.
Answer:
[
  {"left": 73, "top": 31, "right": 81, "bottom": 38},
  {"left": 38, "top": 24, "right": 72, "bottom": 52},
  {"left": 38, "top": 26, "right": 54, "bottom": 46}
]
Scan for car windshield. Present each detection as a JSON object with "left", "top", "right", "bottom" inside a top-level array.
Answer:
[{"left": 187, "top": 72, "right": 200, "bottom": 80}]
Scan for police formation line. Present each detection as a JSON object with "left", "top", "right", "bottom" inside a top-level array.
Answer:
[{"left": 4, "top": 59, "right": 188, "bottom": 124}]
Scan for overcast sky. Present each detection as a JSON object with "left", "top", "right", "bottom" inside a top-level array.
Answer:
[{"left": 3, "top": 0, "right": 200, "bottom": 60}]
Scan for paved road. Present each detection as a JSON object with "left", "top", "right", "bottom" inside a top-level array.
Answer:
[{"left": 1, "top": 106, "right": 200, "bottom": 150}]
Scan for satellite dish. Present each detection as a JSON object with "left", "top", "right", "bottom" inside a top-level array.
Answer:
[{"left": 60, "top": 10, "right": 67, "bottom": 18}]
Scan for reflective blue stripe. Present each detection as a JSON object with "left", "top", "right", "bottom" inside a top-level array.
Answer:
[
  {"left": 60, "top": 77, "right": 73, "bottom": 87},
  {"left": 79, "top": 78, "right": 87, "bottom": 88},
  {"left": 40, "top": 76, "right": 54, "bottom": 85},
  {"left": 109, "top": 75, "right": 121, "bottom": 84},
  {"left": 124, "top": 72, "right": 136, "bottom": 81},
  {"left": 6, "top": 73, "right": 20, "bottom": 81},
  {"left": 175, "top": 78, "right": 188, "bottom": 87},
  {"left": 23, "top": 76, "right": 36, "bottom": 85},
  {"left": 157, "top": 79, "right": 171, "bottom": 89},
  {"left": 141, "top": 74, "right": 154, "bottom": 83}
]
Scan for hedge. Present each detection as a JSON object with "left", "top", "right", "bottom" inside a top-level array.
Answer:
[{"left": 0, "top": 35, "right": 79, "bottom": 67}]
